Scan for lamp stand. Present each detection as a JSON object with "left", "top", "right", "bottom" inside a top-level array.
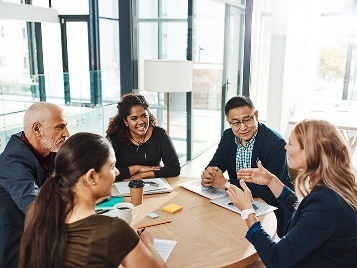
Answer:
[{"left": 166, "top": 92, "right": 170, "bottom": 134}]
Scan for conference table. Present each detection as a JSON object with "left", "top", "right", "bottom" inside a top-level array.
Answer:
[{"left": 123, "top": 176, "right": 277, "bottom": 268}]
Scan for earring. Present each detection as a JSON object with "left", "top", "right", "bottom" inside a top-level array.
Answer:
[{"left": 92, "top": 182, "right": 96, "bottom": 185}]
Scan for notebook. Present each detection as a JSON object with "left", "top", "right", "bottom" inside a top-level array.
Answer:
[
  {"left": 95, "top": 196, "right": 124, "bottom": 210},
  {"left": 112, "top": 178, "right": 173, "bottom": 197},
  {"left": 180, "top": 179, "right": 277, "bottom": 217}
]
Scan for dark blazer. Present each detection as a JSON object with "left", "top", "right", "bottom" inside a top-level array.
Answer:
[
  {"left": 208, "top": 122, "right": 291, "bottom": 199},
  {"left": 208, "top": 122, "right": 292, "bottom": 237},
  {"left": 249, "top": 186, "right": 357, "bottom": 267},
  {"left": 0, "top": 132, "right": 55, "bottom": 268}
]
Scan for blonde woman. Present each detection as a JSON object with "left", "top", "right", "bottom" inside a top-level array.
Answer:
[{"left": 227, "top": 120, "right": 357, "bottom": 267}]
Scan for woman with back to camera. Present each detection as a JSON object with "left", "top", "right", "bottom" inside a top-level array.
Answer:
[
  {"left": 226, "top": 119, "right": 357, "bottom": 267},
  {"left": 19, "top": 132, "right": 166, "bottom": 268},
  {"left": 106, "top": 93, "right": 180, "bottom": 181}
]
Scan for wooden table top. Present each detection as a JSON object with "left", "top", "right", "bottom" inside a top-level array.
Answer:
[{"left": 126, "top": 176, "right": 277, "bottom": 268}]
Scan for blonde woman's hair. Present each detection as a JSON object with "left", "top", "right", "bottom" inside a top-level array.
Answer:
[{"left": 293, "top": 119, "right": 357, "bottom": 211}]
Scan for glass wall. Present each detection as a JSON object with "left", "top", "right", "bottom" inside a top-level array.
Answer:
[
  {"left": 99, "top": 0, "right": 120, "bottom": 102},
  {"left": 136, "top": 0, "right": 190, "bottom": 162},
  {"left": 250, "top": 0, "right": 357, "bottom": 165},
  {"left": 0, "top": 0, "right": 248, "bottom": 166},
  {"left": 135, "top": 0, "right": 237, "bottom": 164},
  {"left": 192, "top": 0, "right": 225, "bottom": 156}
]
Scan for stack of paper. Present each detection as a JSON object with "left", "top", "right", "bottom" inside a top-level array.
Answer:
[
  {"left": 180, "top": 179, "right": 277, "bottom": 217},
  {"left": 112, "top": 178, "right": 173, "bottom": 197},
  {"left": 154, "top": 239, "right": 177, "bottom": 262}
]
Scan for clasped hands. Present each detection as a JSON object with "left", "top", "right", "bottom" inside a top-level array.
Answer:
[
  {"left": 202, "top": 161, "right": 275, "bottom": 211},
  {"left": 201, "top": 166, "right": 227, "bottom": 189}
]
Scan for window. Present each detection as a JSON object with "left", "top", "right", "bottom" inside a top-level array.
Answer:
[
  {"left": 0, "top": 56, "right": 7, "bottom": 68},
  {"left": 0, "top": 26, "right": 5, "bottom": 38}
]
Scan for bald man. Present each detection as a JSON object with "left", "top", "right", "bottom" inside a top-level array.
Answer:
[{"left": 0, "top": 102, "right": 69, "bottom": 268}]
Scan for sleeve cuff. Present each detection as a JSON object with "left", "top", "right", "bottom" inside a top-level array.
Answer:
[
  {"left": 246, "top": 221, "right": 263, "bottom": 240},
  {"left": 277, "top": 185, "right": 295, "bottom": 202}
]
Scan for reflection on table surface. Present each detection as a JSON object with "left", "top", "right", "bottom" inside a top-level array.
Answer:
[{"left": 125, "top": 176, "right": 277, "bottom": 268}]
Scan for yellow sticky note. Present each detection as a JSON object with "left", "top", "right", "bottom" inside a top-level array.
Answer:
[{"left": 162, "top": 203, "right": 183, "bottom": 214}]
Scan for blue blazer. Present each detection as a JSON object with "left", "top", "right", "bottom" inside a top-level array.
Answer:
[
  {"left": 0, "top": 132, "right": 55, "bottom": 268},
  {"left": 207, "top": 122, "right": 292, "bottom": 237},
  {"left": 248, "top": 186, "right": 357, "bottom": 267},
  {"left": 208, "top": 122, "right": 291, "bottom": 200}
]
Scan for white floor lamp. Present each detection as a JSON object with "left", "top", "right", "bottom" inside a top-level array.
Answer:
[{"left": 144, "top": 60, "right": 193, "bottom": 134}]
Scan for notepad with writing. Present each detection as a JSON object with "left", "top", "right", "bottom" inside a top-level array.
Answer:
[{"left": 162, "top": 203, "right": 183, "bottom": 214}]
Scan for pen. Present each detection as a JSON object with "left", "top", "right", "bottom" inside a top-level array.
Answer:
[
  {"left": 137, "top": 220, "right": 172, "bottom": 229},
  {"left": 95, "top": 209, "right": 110, "bottom": 214},
  {"left": 137, "top": 227, "right": 145, "bottom": 235},
  {"left": 256, "top": 156, "right": 260, "bottom": 165}
]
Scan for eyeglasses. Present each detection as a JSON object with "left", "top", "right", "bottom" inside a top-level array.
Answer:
[{"left": 228, "top": 115, "right": 255, "bottom": 128}]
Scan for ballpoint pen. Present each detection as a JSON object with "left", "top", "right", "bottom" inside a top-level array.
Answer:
[
  {"left": 256, "top": 156, "right": 260, "bottom": 165},
  {"left": 137, "top": 227, "right": 145, "bottom": 235},
  {"left": 95, "top": 209, "right": 110, "bottom": 214}
]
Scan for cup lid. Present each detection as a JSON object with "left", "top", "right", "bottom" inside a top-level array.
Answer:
[{"left": 128, "top": 179, "right": 145, "bottom": 188}]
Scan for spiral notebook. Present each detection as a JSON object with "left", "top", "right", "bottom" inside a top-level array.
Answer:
[{"left": 112, "top": 178, "right": 172, "bottom": 197}]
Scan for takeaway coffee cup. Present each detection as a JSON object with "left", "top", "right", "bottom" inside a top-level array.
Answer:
[
  {"left": 113, "top": 202, "right": 139, "bottom": 225},
  {"left": 129, "top": 180, "right": 145, "bottom": 205}
]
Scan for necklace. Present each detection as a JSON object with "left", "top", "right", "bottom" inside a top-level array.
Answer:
[{"left": 131, "top": 131, "right": 147, "bottom": 151}]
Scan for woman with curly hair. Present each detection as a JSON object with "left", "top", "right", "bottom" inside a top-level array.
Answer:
[
  {"left": 227, "top": 119, "right": 357, "bottom": 267},
  {"left": 106, "top": 94, "right": 180, "bottom": 181}
]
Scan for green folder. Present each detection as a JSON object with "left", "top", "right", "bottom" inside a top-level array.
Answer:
[{"left": 95, "top": 196, "right": 124, "bottom": 210}]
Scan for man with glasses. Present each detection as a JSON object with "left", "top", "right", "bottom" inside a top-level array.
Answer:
[{"left": 201, "top": 96, "right": 292, "bottom": 237}]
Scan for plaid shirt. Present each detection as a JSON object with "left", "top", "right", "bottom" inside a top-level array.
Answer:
[{"left": 235, "top": 131, "right": 257, "bottom": 173}]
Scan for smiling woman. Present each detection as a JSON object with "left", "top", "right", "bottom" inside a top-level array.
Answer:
[{"left": 106, "top": 94, "right": 181, "bottom": 181}]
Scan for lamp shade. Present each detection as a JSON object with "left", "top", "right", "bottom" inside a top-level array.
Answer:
[{"left": 144, "top": 60, "right": 193, "bottom": 92}]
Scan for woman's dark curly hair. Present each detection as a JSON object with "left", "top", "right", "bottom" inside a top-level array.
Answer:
[{"left": 106, "top": 93, "right": 158, "bottom": 143}]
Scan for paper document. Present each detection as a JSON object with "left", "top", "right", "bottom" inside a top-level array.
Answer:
[
  {"left": 154, "top": 239, "right": 177, "bottom": 262},
  {"left": 180, "top": 179, "right": 228, "bottom": 199},
  {"left": 112, "top": 178, "right": 172, "bottom": 197},
  {"left": 210, "top": 195, "right": 277, "bottom": 217}
]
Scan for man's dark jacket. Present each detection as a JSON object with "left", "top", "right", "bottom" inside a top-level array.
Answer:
[
  {"left": 208, "top": 122, "right": 292, "bottom": 237},
  {"left": 0, "top": 132, "right": 55, "bottom": 268}
]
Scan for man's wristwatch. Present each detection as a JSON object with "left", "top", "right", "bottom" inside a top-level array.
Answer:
[{"left": 241, "top": 208, "right": 256, "bottom": 220}]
